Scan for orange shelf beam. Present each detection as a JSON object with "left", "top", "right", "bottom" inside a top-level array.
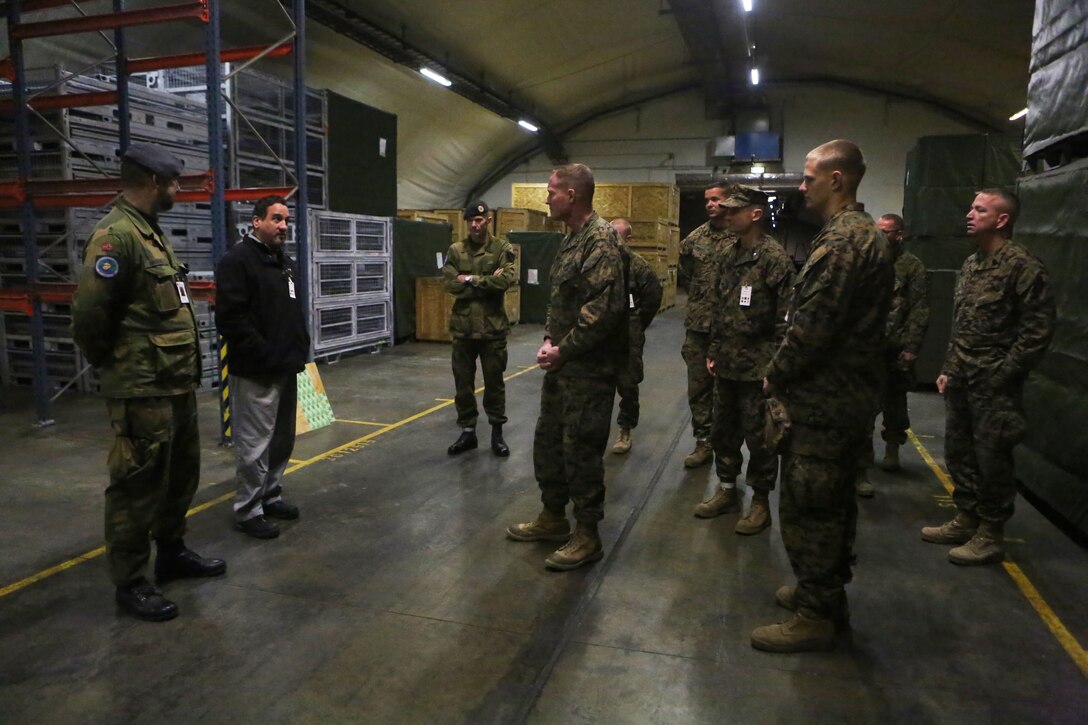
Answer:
[{"left": 10, "top": 1, "right": 208, "bottom": 40}]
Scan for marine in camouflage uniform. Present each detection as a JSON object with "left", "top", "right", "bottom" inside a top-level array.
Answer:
[
  {"left": 753, "top": 141, "right": 892, "bottom": 653},
  {"left": 609, "top": 219, "right": 663, "bottom": 453},
  {"left": 699, "top": 186, "right": 794, "bottom": 533},
  {"left": 442, "top": 201, "right": 517, "bottom": 457},
  {"left": 679, "top": 183, "right": 741, "bottom": 468},
  {"left": 72, "top": 144, "right": 224, "bottom": 622},
  {"left": 922, "top": 189, "right": 1054, "bottom": 566},
  {"left": 506, "top": 164, "right": 626, "bottom": 572}
]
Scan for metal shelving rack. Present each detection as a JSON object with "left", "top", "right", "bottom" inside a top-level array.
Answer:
[{"left": 0, "top": 0, "right": 310, "bottom": 429}]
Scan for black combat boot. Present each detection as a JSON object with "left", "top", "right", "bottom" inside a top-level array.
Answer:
[
  {"left": 448, "top": 428, "right": 478, "bottom": 455},
  {"left": 155, "top": 540, "right": 227, "bottom": 583},
  {"left": 116, "top": 578, "right": 179, "bottom": 622},
  {"left": 491, "top": 425, "right": 510, "bottom": 457}
]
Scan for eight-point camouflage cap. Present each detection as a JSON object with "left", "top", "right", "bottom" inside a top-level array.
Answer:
[
  {"left": 463, "top": 200, "right": 490, "bottom": 219},
  {"left": 722, "top": 185, "right": 769, "bottom": 208},
  {"left": 123, "top": 142, "right": 183, "bottom": 178}
]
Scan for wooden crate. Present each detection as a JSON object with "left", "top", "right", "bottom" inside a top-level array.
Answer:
[
  {"left": 632, "top": 248, "right": 669, "bottom": 281},
  {"left": 511, "top": 184, "right": 548, "bottom": 213},
  {"left": 505, "top": 283, "right": 521, "bottom": 324},
  {"left": 661, "top": 266, "right": 678, "bottom": 310},
  {"left": 668, "top": 224, "right": 680, "bottom": 266},
  {"left": 430, "top": 209, "right": 468, "bottom": 246},
  {"left": 512, "top": 182, "right": 679, "bottom": 224},
  {"left": 492, "top": 207, "right": 548, "bottom": 238},
  {"left": 509, "top": 243, "right": 522, "bottom": 281},
  {"left": 398, "top": 209, "right": 452, "bottom": 226},
  {"left": 415, "top": 277, "right": 453, "bottom": 342},
  {"left": 629, "top": 218, "right": 671, "bottom": 247}
]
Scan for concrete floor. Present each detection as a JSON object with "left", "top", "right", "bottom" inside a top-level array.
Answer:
[{"left": 1, "top": 305, "right": 1086, "bottom": 723}]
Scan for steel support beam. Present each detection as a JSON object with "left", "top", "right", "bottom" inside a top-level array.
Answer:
[
  {"left": 114, "top": 0, "right": 130, "bottom": 155},
  {"left": 293, "top": 0, "right": 310, "bottom": 325},
  {"left": 11, "top": 1, "right": 208, "bottom": 40},
  {"left": 127, "top": 42, "right": 292, "bottom": 74},
  {"left": 0, "top": 90, "right": 119, "bottom": 113}
]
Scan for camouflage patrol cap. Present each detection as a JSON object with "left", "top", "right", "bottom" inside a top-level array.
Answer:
[
  {"left": 463, "top": 200, "right": 490, "bottom": 219},
  {"left": 122, "top": 142, "right": 183, "bottom": 178},
  {"left": 722, "top": 185, "right": 769, "bottom": 208}
]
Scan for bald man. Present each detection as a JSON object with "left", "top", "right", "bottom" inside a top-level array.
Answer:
[
  {"left": 755, "top": 140, "right": 893, "bottom": 653},
  {"left": 922, "top": 189, "right": 1054, "bottom": 566},
  {"left": 608, "top": 218, "right": 662, "bottom": 454}
]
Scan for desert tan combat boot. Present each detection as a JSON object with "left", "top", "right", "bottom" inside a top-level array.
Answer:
[
  {"left": 774, "top": 585, "right": 850, "bottom": 632},
  {"left": 735, "top": 491, "right": 771, "bottom": 535},
  {"left": 544, "top": 522, "right": 603, "bottom": 571},
  {"left": 855, "top": 469, "right": 874, "bottom": 498},
  {"left": 611, "top": 428, "right": 632, "bottom": 454},
  {"left": 506, "top": 508, "right": 571, "bottom": 542},
  {"left": 683, "top": 439, "right": 713, "bottom": 468},
  {"left": 880, "top": 442, "right": 900, "bottom": 471},
  {"left": 693, "top": 485, "right": 739, "bottom": 518},
  {"left": 948, "top": 520, "right": 1005, "bottom": 566},
  {"left": 751, "top": 611, "right": 836, "bottom": 653},
  {"left": 921, "top": 510, "right": 979, "bottom": 545}
]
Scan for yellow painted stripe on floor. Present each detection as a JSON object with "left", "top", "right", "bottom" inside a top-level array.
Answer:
[
  {"left": 0, "top": 363, "right": 542, "bottom": 600},
  {"left": 908, "top": 429, "right": 1088, "bottom": 678},
  {"left": 335, "top": 419, "right": 390, "bottom": 426}
]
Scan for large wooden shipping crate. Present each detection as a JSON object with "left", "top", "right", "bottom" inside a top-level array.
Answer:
[
  {"left": 512, "top": 182, "right": 679, "bottom": 224},
  {"left": 492, "top": 207, "right": 548, "bottom": 238},
  {"left": 415, "top": 277, "right": 453, "bottom": 342},
  {"left": 430, "top": 209, "right": 468, "bottom": 246},
  {"left": 397, "top": 209, "right": 452, "bottom": 227},
  {"left": 632, "top": 248, "right": 669, "bottom": 282}
]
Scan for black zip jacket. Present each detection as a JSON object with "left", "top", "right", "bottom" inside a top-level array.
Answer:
[{"left": 215, "top": 234, "right": 310, "bottom": 379}]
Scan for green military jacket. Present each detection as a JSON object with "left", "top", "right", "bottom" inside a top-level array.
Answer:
[
  {"left": 766, "top": 204, "right": 893, "bottom": 429},
  {"left": 546, "top": 212, "right": 627, "bottom": 379},
  {"left": 679, "top": 221, "right": 734, "bottom": 332},
  {"left": 441, "top": 233, "right": 517, "bottom": 339},
  {"left": 885, "top": 247, "right": 930, "bottom": 354},
  {"left": 708, "top": 233, "right": 795, "bottom": 381},
  {"left": 625, "top": 247, "right": 663, "bottom": 331},
  {"left": 942, "top": 241, "right": 1055, "bottom": 389},
  {"left": 72, "top": 197, "right": 200, "bottom": 398}
]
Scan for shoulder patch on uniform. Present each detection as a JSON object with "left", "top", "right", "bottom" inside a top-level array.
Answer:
[
  {"left": 94, "top": 256, "right": 119, "bottom": 278},
  {"left": 100, "top": 242, "right": 114, "bottom": 252}
]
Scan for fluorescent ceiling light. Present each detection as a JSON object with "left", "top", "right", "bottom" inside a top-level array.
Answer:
[
  {"left": 518, "top": 119, "right": 539, "bottom": 133},
  {"left": 742, "top": 0, "right": 754, "bottom": 11},
  {"left": 750, "top": 67, "right": 760, "bottom": 85},
  {"left": 751, "top": 165, "right": 766, "bottom": 174},
  {"left": 1008, "top": 107, "right": 1027, "bottom": 121},
  {"left": 419, "top": 67, "right": 452, "bottom": 87}
]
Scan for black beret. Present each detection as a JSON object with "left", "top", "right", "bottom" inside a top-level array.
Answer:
[
  {"left": 463, "top": 200, "right": 490, "bottom": 219},
  {"left": 122, "top": 142, "right": 183, "bottom": 178}
]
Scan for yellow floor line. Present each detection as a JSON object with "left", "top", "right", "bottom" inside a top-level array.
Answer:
[
  {"left": 335, "top": 419, "right": 390, "bottom": 426},
  {"left": 0, "top": 364, "right": 541, "bottom": 599},
  {"left": 907, "top": 430, "right": 1088, "bottom": 678}
]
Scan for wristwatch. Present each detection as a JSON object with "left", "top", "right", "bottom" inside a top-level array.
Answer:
[{"left": 465, "top": 275, "right": 473, "bottom": 283}]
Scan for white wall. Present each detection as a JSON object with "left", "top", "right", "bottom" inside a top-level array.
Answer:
[{"left": 481, "top": 85, "right": 981, "bottom": 218}]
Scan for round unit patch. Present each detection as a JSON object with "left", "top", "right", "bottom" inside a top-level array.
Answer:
[{"left": 94, "top": 256, "right": 119, "bottom": 278}]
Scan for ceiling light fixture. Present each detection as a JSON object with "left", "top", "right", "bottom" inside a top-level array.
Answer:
[
  {"left": 742, "top": 0, "right": 754, "bottom": 12},
  {"left": 518, "top": 119, "right": 539, "bottom": 133},
  {"left": 751, "top": 165, "right": 765, "bottom": 174},
  {"left": 1008, "top": 107, "right": 1027, "bottom": 121},
  {"left": 419, "top": 67, "right": 452, "bottom": 87},
  {"left": 750, "top": 67, "right": 760, "bottom": 85}
]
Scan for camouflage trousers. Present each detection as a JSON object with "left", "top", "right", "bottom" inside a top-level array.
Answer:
[
  {"left": 104, "top": 393, "right": 200, "bottom": 587},
  {"left": 534, "top": 373, "right": 614, "bottom": 524},
  {"left": 615, "top": 324, "right": 646, "bottom": 429},
  {"left": 452, "top": 336, "right": 508, "bottom": 428},
  {"left": 945, "top": 380, "right": 1027, "bottom": 524},
  {"left": 881, "top": 357, "right": 915, "bottom": 445},
  {"left": 681, "top": 329, "right": 714, "bottom": 439},
  {"left": 779, "top": 423, "right": 864, "bottom": 620},
  {"left": 712, "top": 377, "right": 778, "bottom": 490}
]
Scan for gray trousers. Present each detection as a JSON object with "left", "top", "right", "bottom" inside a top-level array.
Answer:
[{"left": 231, "top": 373, "right": 297, "bottom": 522}]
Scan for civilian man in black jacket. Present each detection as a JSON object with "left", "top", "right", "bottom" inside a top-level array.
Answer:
[{"left": 215, "top": 196, "right": 311, "bottom": 539}]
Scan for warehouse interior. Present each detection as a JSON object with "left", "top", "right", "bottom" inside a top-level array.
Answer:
[{"left": 1, "top": 0, "right": 1087, "bottom": 722}]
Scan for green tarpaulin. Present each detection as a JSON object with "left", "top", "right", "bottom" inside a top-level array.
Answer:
[
  {"left": 509, "top": 231, "right": 563, "bottom": 325},
  {"left": 392, "top": 218, "right": 452, "bottom": 341},
  {"left": 1024, "top": 0, "right": 1088, "bottom": 158}
]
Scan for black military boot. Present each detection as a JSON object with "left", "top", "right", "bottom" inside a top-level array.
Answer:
[
  {"left": 116, "top": 578, "right": 179, "bottom": 622},
  {"left": 491, "top": 425, "right": 510, "bottom": 457},
  {"left": 448, "top": 428, "right": 478, "bottom": 455},
  {"left": 155, "top": 540, "right": 227, "bottom": 583}
]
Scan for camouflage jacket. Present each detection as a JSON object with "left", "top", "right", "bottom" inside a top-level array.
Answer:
[
  {"left": 766, "top": 204, "right": 893, "bottom": 428},
  {"left": 679, "top": 221, "right": 734, "bottom": 332},
  {"left": 942, "top": 241, "right": 1055, "bottom": 388},
  {"left": 546, "top": 212, "right": 627, "bottom": 378},
  {"left": 626, "top": 247, "right": 663, "bottom": 332},
  {"left": 708, "top": 233, "right": 795, "bottom": 381},
  {"left": 72, "top": 197, "right": 200, "bottom": 398},
  {"left": 441, "top": 233, "right": 517, "bottom": 339},
  {"left": 885, "top": 247, "right": 929, "bottom": 354}
]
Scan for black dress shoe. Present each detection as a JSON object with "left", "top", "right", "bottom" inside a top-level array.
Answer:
[
  {"left": 155, "top": 546, "right": 227, "bottom": 582},
  {"left": 264, "top": 499, "right": 300, "bottom": 520},
  {"left": 447, "top": 430, "right": 478, "bottom": 455},
  {"left": 236, "top": 515, "right": 280, "bottom": 539},
  {"left": 491, "top": 431, "right": 510, "bottom": 457},
  {"left": 116, "top": 579, "right": 178, "bottom": 622}
]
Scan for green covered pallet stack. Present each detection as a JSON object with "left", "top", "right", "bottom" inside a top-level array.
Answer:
[
  {"left": 509, "top": 231, "right": 564, "bottom": 324},
  {"left": 391, "top": 218, "right": 453, "bottom": 341}
]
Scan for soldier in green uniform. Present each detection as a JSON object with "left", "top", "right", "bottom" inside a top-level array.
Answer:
[
  {"left": 679, "top": 181, "right": 742, "bottom": 470},
  {"left": 506, "top": 164, "right": 627, "bottom": 571},
  {"left": 922, "top": 189, "right": 1054, "bottom": 565},
  {"left": 753, "top": 141, "right": 893, "bottom": 652},
  {"left": 854, "top": 214, "right": 929, "bottom": 498},
  {"left": 608, "top": 218, "right": 663, "bottom": 454},
  {"left": 697, "top": 186, "right": 794, "bottom": 534},
  {"left": 442, "top": 201, "right": 517, "bottom": 457},
  {"left": 72, "top": 144, "right": 226, "bottom": 622}
]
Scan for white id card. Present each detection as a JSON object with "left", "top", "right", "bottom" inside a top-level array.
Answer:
[
  {"left": 629, "top": 293, "right": 636, "bottom": 309},
  {"left": 739, "top": 285, "right": 752, "bottom": 307},
  {"left": 176, "top": 281, "right": 190, "bottom": 303},
  {"left": 287, "top": 277, "right": 296, "bottom": 299}
]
